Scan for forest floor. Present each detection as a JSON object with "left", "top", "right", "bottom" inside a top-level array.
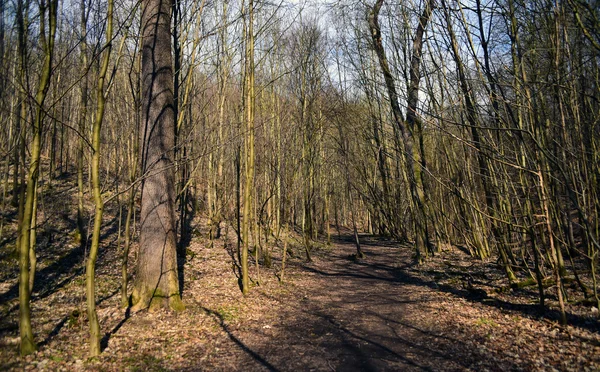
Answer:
[{"left": 1, "top": 185, "right": 600, "bottom": 370}]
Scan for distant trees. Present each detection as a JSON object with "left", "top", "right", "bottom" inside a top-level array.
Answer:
[
  {"left": 368, "top": 0, "right": 435, "bottom": 262},
  {"left": 337, "top": 0, "right": 599, "bottom": 319}
]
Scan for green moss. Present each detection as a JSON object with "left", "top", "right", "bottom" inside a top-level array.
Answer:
[
  {"left": 169, "top": 297, "right": 185, "bottom": 312},
  {"left": 132, "top": 280, "right": 185, "bottom": 312},
  {"left": 216, "top": 305, "right": 239, "bottom": 322},
  {"left": 142, "top": 289, "right": 185, "bottom": 312},
  {"left": 148, "top": 295, "right": 164, "bottom": 311},
  {"left": 510, "top": 277, "right": 537, "bottom": 289},
  {"left": 49, "top": 355, "right": 64, "bottom": 362},
  {"left": 71, "top": 229, "right": 82, "bottom": 245},
  {"left": 67, "top": 309, "right": 81, "bottom": 328},
  {"left": 20, "top": 338, "right": 37, "bottom": 356},
  {"left": 186, "top": 248, "right": 195, "bottom": 260}
]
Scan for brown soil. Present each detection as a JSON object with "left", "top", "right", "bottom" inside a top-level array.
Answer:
[{"left": 1, "top": 223, "right": 599, "bottom": 371}]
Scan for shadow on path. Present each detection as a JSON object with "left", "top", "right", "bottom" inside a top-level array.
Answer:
[
  {"left": 300, "top": 238, "right": 600, "bottom": 335},
  {"left": 204, "top": 307, "right": 280, "bottom": 372},
  {"left": 198, "top": 235, "right": 522, "bottom": 371}
]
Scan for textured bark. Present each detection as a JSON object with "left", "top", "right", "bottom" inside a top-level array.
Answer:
[
  {"left": 406, "top": 0, "right": 435, "bottom": 255},
  {"left": 133, "top": 0, "right": 183, "bottom": 311}
]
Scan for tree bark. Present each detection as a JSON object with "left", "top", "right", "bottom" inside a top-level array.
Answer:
[
  {"left": 76, "top": 0, "right": 88, "bottom": 248},
  {"left": 133, "top": 0, "right": 183, "bottom": 311}
]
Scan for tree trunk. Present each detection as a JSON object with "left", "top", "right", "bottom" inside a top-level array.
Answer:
[
  {"left": 133, "top": 0, "right": 183, "bottom": 311},
  {"left": 241, "top": 0, "right": 255, "bottom": 294},
  {"left": 86, "top": 0, "right": 113, "bottom": 355},
  {"left": 77, "top": 0, "right": 88, "bottom": 248},
  {"left": 18, "top": 0, "right": 57, "bottom": 355}
]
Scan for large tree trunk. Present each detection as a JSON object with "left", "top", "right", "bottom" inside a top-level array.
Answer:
[{"left": 133, "top": 0, "right": 183, "bottom": 311}]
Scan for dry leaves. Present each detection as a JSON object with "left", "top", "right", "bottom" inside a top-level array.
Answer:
[{"left": 0, "top": 216, "right": 599, "bottom": 370}]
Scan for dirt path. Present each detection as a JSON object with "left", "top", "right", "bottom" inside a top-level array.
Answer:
[
  {"left": 266, "top": 242, "right": 472, "bottom": 371},
  {"left": 229, "top": 239, "right": 475, "bottom": 372},
  {"left": 171, "top": 235, "right": 598, "bottom": 371},
  {"left": 2, "top": 233, "right": 599, "bottom": 371},
  {"left": 197, "top": 237, "right": 511, "bottom": 372}
]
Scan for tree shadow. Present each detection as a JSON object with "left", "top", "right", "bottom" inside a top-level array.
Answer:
[
  {"left": 303, "top": 236, "right": 600, "bottom": 334},
  {"left": 203, "top": 307, "right": 279, "bottom": 372},
  {"left": 35, "top": 288, "right": 122, "bottom": 349},
  {"left": 0, "top": 216, "right": 120, "bottom": 308},
  {"left": 101, "top": 307, "right": 131, "bottom": 351},
  {"left": 0, "top": 244, "right": 85, "bottom": 307},
  {"left": 349, "top": 234, "right": 404, "bottom": 248},
  {"left": 266, "top": 244, "right": 525, "bottom": 370},
  {"left": 0, "top": 361, "right": 20, "bottom": 370},
  {"left": 39, "top": 315, "right": 69, "bottom": 348},
  {"left": 212, "top": 262, "right": 481, "bottom": 370},
  {"left": 223, "top": 229, "right": 242, "bottom": 280},
  {"left": 177, "top": 192, "right": 197, "bottom": 297},
  {"left": 308, "top": 311, "right": 438, "bottom": 371}
]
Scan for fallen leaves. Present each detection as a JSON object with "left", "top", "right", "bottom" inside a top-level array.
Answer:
[{"left": 1, "top": 226, "right": 600, "bottom": 370}]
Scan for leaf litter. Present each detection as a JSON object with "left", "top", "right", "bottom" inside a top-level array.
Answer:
[{"left": 0, "top": 210, "right": 598, "bottom": 371}]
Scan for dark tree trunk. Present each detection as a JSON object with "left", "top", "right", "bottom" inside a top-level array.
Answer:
[{"left": 133, "top": 0, "right": 183, "bottom": 311}]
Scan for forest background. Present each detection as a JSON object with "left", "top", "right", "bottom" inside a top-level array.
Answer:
[{"left": 0, "top": 0, "right": 599, "bottom": 367}]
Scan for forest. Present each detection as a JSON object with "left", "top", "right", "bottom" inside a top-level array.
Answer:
[{"left": 0, "top": 0, "right": 599, "bottom": 369}]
